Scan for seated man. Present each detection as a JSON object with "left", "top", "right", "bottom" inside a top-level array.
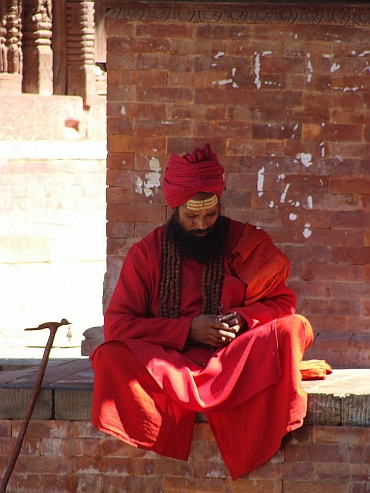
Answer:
[{"left": 91, "top": 143, "right": 314, "bottom": 480}]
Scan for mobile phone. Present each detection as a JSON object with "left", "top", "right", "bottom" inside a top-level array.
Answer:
[{"left": 218, "top": 312, "right": 237, "bottom": 322}]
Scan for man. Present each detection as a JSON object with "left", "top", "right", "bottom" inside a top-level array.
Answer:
[{"left": 91, "top": 143, "right": 314, "bottom": 480}]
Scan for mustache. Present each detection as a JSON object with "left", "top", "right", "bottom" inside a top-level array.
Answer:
[{"left": 186, "top": 227, "right": 213, "bottom": 236}]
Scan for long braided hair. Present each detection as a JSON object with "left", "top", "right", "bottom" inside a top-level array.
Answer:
[{"left": 159, "top": 213, "right": 227, "bottom": 318}]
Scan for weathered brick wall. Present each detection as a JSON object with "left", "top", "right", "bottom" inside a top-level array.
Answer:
[
  {"left": 1, "top": 420, "right": 369, "bottom": 492},
  {"left": 104, "top": 4, "right": 370, "bottom": 367}
]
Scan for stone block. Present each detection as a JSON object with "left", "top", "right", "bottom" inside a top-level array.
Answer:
[
  {"left": 0, "top": 388, "right": 52, "bottom": 420},
  {"left": 54, "top": 389, "right": 92, "bottom": 420}
]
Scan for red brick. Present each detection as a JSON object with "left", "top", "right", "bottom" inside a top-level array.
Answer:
[
  {"left": 329, "top": 211, "right": 370, "bottom": 229},
  {"left": 331, "top": 108, "right": 370, "bottom": 125},
  {"left": 107, "top": 221, "right": 134, "bottom": 239},
  {"left": 107, "top": 204, "right": 166, "bottom": 222},
  {"left": 107, "top": 117, "right": 134, "bottom": 136},
  {"left": 0, "top": 420, "right": 11, "bottom": 437},
  {"left": 106, "top": 152, "right": 133, "bottom": 170},
  {"left": 252, "top": 123, "right": 300, "bottom": 140},
  {"left": 193, "top": 459, "right": 229, "bottom": 479},
  {"left": 229, "top": 478, "right": 282, "bottom": 493},
  {"left": 301, "top": 193, "right": 362, "bottom": 212},
  {"left": 16, "top": 455, "right": 72, "bottom": 474},
  {"left": 300, "top": 298, "right": 361, "bottom": 317},
  {"left": 108, "top": 135, "right": 166, "bottom": 154},
  {"left": 328, "top": 142, "right": 370, "bottom": 160},
  {"left": 329, "top": 177, "right": 370, "bottom": 194},
  {"left": 227, "top": 139, "right": 285, "bottom": 158},
  {"left": 303, "top": 263, "right": 363, "bottom": 282},
  {"left": 107, "top": 101, "right": 166, "bottom": 120},
  {"left": 100, "top": 437, "right": 145, "bottom": 458},
  {"left": 135, "top": 119, "right": 192, "bottom": 137},
  {"left": 6, "top": 473, "right": 42, "bottom": 492},
  {"left": 286, "top": 106, "right": 330, "bottom": 124},
  {"left": 312, "top": 426, "right": 370, "bottom": 446},
  {"left": 302, "top": 123, "right": 363, "bottom": 142},
  {"left": 106, "top": 170, "right": 135, "bottom": 188},
  {"left": 106, "top": 187, "right": 135, "bottom": 205},
  {"left": 195, "top": 23, "right": 249, "bottom": 40},
  {"left": 164, "top": 476, "right": 226, "bottom": 493},
  {"left": 137, "top": 54, "right": 193, "bottom": 73},
  {"left": 167, "top": 137, "right": 225, "bottom": 157},
  {"left": 331, "top": 247, "right": 370, "bottom": 265},
  {"left": 107, "top": 83, "right": 136, "bottom": 101},
  {"left": 107, "top": 51, "right": 137, "bottom": 71},
  {"left": 70, "top": 422, "right": 105, "bottom": 439},
  {"left": 106, "top": 18, "right": 134, "bottom": 37},
  {"left": 167, "top": 103, "right": 226, "bottom": 121},
  {"left": 104, "top": 475, "right": 163, "bottom": 492},
  {"left": 136, "top": 22, "right": 193, "bottom": 39}
]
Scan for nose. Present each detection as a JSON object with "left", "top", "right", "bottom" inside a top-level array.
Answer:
[{"left": 195, "top": 215, "right": 208, "bottom": 230}]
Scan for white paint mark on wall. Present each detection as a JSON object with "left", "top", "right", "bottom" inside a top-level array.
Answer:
[
  {"left": 149, "top": 157, "right": 161, "bottom": 172},
  {"left": 319, "top": 142, "right": 325, "bottom": 157},
  {"left": 302, "top": 223, "right": 312, "bottom": 238},
  {"left": 277, "top": 174, "right": 285, "bottom": 181},
  {"left": 330, "top": 62, "right": 341, "bottom": 73},
  {"left": 214, "top": 52, "right": 225, "bottom": 59},
  {"left": 280, "top": 183, "right": 291, "bottom": 203},
  {"left": 306, "top": 53, "right": 313, "bottom": 82},
  {"left": 358, "top": 51, "right": 370, "bottom": 57},
  {"left": 269, "top": 201, "right": 275, "bottom": 208},
  {"left": 120, "top": 106, "right": 126, "bottom": 116},
  {"left": 214, "top": 79, "right": 233, "bottom": 86},
  {"left": 135, "top": 176, "right": 143, "bottom": 195},
  {"left": 232, "top": 68, "right": 237, "bottom": 77},
  {"left": 143, "top": 171, "right": 161, "bottom": 197},
  {"left": 135, "top": 158, "right": 162, "bottom": 197},
  {"left": 254, "top": 52, "right": 261, "bottom": 90},
  {"left": 257, "top": 166, "right": 265, "bottom": 197},
  {"left": 289, "top": 213, "right": 297, "bottom": 221},
  {"left": 262, "top": 51, "right": 272, "bottom": 56},
  {"left": 307, "top": 196, "right": 313, "bottom": 209},
  {"left": 296, "top": 152, "right": 313, "bottom": 168}
]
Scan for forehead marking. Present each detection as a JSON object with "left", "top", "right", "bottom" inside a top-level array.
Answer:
[{"left": 186, "top": 194, "right": 218, "bottom": 213}]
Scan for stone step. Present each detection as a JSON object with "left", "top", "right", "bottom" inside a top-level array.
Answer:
[{"left": 0, "top": 360, "right": 369, "bottom": 426}]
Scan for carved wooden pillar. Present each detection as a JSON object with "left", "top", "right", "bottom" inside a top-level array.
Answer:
[
  {"left": 67, "top": 0, "right": 96, "bottom": 103},
  {"left": 22, "top": 0, "right": 53, "bottom": 94},
  {"left": 0, "top": 0, "right": 22, "bottom": 74}
]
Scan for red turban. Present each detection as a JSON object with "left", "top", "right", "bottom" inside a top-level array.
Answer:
[{"left": 163, "top": 143, "right": 225, "bottom": 208}]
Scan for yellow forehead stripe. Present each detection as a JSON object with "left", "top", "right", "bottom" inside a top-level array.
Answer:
[{"left": 186, "top": 194, "right": 218, "bottom": 212}]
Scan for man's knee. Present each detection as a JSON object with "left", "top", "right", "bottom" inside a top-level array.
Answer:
[{"left": 276, "top": 314, "right": 314, "bottom": 349}]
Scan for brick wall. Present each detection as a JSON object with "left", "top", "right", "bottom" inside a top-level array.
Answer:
[
  {"left": 104, "top": 3, "right": 370, "bottom": 367},
  {"left": 1, "top": 420, "right": 369, "bottom": 492}
]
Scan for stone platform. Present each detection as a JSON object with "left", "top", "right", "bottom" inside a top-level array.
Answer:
[{"left": 0, "top": 359, "right": 369, "bottom": 426}]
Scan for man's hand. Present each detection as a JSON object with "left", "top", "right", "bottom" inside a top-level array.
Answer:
[{"left": 188, "top": 313, "right": 245, "bottom": 348}]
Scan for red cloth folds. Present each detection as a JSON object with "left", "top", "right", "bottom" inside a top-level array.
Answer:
[
  {"left": 229, "top": 223, "right": 291, "bottom": 305},
  {"left": 163, "top": 143, "right": 224, "bottom": 208}
]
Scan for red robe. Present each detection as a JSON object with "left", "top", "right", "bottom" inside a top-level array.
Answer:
[{"left": 91, "top": 220, "right": 314, "bottom": 479}]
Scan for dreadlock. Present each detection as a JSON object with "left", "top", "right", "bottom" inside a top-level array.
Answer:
[{"left": 159, "top": 215, "right": 225, "bottom": 318}]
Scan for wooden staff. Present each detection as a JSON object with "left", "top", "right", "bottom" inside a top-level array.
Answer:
[{"left": 0, "top": 319, "right": 71, "bottom": 493}]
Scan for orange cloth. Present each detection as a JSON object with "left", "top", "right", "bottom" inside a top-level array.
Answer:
[{"left": 300, "top": 359, "right": 332, "bottom": 380}]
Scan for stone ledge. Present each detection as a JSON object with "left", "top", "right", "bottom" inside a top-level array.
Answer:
[{"left": 0, "top": 360, "right": 369, "bottom": 426}]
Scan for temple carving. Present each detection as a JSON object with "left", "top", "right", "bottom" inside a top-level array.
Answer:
[{"left": 0, "top": 0, "right": 106, "bottom": 102}]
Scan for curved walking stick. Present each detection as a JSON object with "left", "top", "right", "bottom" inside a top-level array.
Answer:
[{"left": 0, "top": 319, "right": 71, "bottom": 493}]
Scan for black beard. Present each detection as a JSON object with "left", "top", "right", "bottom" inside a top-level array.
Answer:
[{"left": 168, "top": 211, "right": 230, "bottom": 264}]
